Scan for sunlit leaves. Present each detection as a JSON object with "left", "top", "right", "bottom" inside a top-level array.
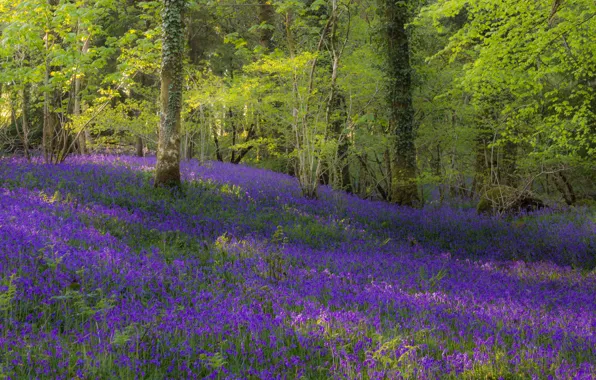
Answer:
[{"left": 420, "top": 0, "right": 596, "bottom": 168}]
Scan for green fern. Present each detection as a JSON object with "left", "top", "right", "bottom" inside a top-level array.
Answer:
[
  {"left": 199, "top": 352, "right": 227, "bottom": 370},
  {"left": 112, "top": 324, "right": 137, "bottom": 346},
  {"left": 0, "top": 274, "right": 17, "bottom": 312}
]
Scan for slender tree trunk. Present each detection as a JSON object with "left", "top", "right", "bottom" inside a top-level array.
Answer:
[
  {"left": 199, "top": 104, "right": 207, "bottom": 162},
  {"left": 212, "top": 123, "right": 223, "bottom": 162},
  {"left": 43, "top": 32, "right": 52, "bottom": 163},
  {"left": 155, "top": 0, "right": 186, "bottom": 187},
  {"left": 75, "top": 35, "right": 90, "bottom": 154},
  {"left": 554, "top": 172, "right": 576, "bottom": 205},
  {"left": 431, "top": 143, "right": 443, "bottom": 201},
  {"left": 231, "top": 124, "right": 257, "bottom": 164},
  {"left": 384, "top": 0, "right": 418, "bottom": 206},
  {"left": 21, "top": 85, "right": 31, "bottom": 160},
  {"left": 186, "top": 137, "right": 194, "bottom": 160},
  {"left": 43, "top": 0, "right": 60, "bottom": 163},
  {"left": 57, "top": 114, "right": 71, "bottom": 162},
  {"left": 329, "top": 92, "right": 351, "bottom": 191},
  {"left": 229, "top": 109, "right": 237, "bottom": 163},
  {"left": 325, "top": 0, "right": 351, "bottom": 192},
  {"left": 74, "top": 75, "right": 85, "bottom": 154},
  {"left": 500, "top": 141, "right": 517, "bottom": 187},
  {"left": 10, "top": 98, "right": 19, "bottom": 155},
  {"left": 471, "top": 128, "right": 491, "bottom": 196}
]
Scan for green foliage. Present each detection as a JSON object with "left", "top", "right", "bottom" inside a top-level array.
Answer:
[
  {"left": 1, "top": 0, "right": 594, "bottom": 199},
  {"left": 420, "top": 0, "right": 596, "bottom": 172},
  {"left": 265, "top": 226, "right": 288, "bottom": 281},
  {"left": 0, "top": 274, "right": 17, "bottom": 312},
  {"left": 417, "top": 266, "right": 448, "bottom": 292},
  {"left": 112, "top": 324, "right": 137, "bottom": 346},
  {"left": 477, "top": 186, "right": 544, "bottom": 215},
  {"left": 199, "top": 352, "right": 227, "bottom": 370}
]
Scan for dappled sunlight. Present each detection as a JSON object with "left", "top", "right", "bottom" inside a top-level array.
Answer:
[
  {"left": 1, "top": 0, "right": 594, "bottom": 375},
  {"left": 0, "top": 156, "right": 594, "bottom": 378}
]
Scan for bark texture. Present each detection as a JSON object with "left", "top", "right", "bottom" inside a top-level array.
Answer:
[
  {"left": 155, "top": 0, "right": 185, "bottom": 187},
  {"left": 385, "top": 0, "right": 419, "bottom": 206},
  {"left": 136, "top": 137, "right": 144, "bottom": 157},
  {"left": 258, "top": 0, "right": 275, "bottom": 52}
]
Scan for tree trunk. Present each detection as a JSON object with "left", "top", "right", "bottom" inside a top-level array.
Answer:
[
  {"left": 325, "top": 0, "right": 351, "bottom": 192},
  {"left": 431, "top": 143, "right": 443, "bottom": 201},
  {"left": 229, "top": 109, "right": 237, "bottom": 163},
  {"left": 471, "top": 128, "right": 491, "bottom": 196},
  {"left": 330, "top": 92, "right": 351, "bottom": 192},
  {"left": 384, "top": 0, "right": 418, "bottom": 206},
  {"left": 231, "top": 124, "right": 256, "bottom": 164},
  {"left": 258, "top": 0, "right": 275, "bottom": 52},
  {"left": 43, "top": 0, "right": 60, "bottom": 163},
  {"left": 10, "top": 98, "right": 19, "bottom": 155},
  {"left": 136, "top": 137, "right": 144, "bottom": 157},
  {"left": 21, "top": 84, "right": 31, "bottom": 160},
  {"left": 500, "top": 141, "right": 517, "bottom": 187},
  {"left": 212, "top": 123, "right": 223, "bottom": 162},
  {"left": 554, "top": 172, "right": 576, "bottom": 205},
  {"left": 186, "top": 137, "right": 194, "bottom": 160},
  {"left": 155, "top": 0, "right": 185, "bottom": 188},
  {"left": 75, "top": 35, "right": 90, "bottom": 155},
  {"left": 74, "top": 74, "right": 85, "bottom": 155},
  {"left": 43, "top": 32, "right": 52, "bottom": 163}
]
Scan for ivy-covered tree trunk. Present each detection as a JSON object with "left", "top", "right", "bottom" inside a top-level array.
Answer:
[
  {"left": 155, "top": 0, "right": 185, "bottom": 187},
  {"left": 384, "top": 0, "right": 419, "bottom": 206},
  {"left": 258, "top": 0, "right": 275, "bottom": 52}
]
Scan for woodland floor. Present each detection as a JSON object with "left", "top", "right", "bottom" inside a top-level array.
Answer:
[{"left": 0, "top": 155, "right": 594, "bottom": 379}]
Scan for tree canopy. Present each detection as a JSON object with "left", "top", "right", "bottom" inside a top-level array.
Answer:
[{"left": 0, "top": 0, "right": 594, "bottom": 205}]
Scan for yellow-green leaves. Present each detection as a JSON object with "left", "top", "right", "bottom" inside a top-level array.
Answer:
[{"left": 422, "top": 0, "right": 596, "bottom": 166}]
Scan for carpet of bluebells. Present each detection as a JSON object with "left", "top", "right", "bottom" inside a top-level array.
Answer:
[{"left": 0, "top": 155, "right": 594, "bottom": 379}]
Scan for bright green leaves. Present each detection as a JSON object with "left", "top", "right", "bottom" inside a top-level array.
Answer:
[
  {"left": 420, "top": 0, "right": 596, "bottom": 170},
  {"left": 0, "top": 0, "right": 116, "bottom": 109}
]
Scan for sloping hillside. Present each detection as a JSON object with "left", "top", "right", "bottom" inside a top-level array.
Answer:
[{"left": 0, "top": 155, "right": 594, "bottom": 379}]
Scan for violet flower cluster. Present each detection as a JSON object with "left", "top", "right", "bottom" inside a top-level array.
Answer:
[{"left": 0, "top": 155, "right": 594, "bottom": 379}]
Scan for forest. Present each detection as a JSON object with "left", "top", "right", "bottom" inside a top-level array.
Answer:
[{"left": 0, "top": 0, "right": 595, "bottom": 378}]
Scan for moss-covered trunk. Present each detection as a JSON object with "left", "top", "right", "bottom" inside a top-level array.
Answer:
[
  {"left": 384, "top": 0, "right": 418, "bottom": 206},
  {"left": 155, "top": 0, "right": 186, "bottom": 187},
  {"left": 258, "top": 0, "right": 275, "bottom": 52}
]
